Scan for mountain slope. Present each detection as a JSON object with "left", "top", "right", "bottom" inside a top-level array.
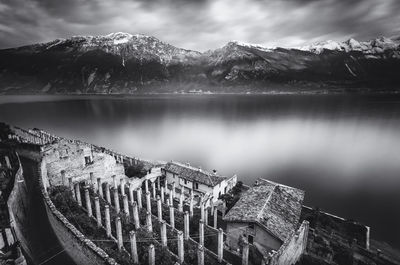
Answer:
[{"left": 0, "top": 33, "right": 399, "bottom": 94}]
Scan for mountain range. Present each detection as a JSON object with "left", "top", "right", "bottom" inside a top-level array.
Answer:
[{"left": 0, "top": 32, "right": 399, "bottom": 94}]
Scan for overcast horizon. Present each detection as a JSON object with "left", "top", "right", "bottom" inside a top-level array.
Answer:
[{"left": 0, "top": 0, "right": 399, "bottom": 51}]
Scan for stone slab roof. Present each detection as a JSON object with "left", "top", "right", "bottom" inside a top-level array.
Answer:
[
  {"left": 163, "top": 161, "right": 227, "bottom": 187},
  {"left": 224, "top": 178, "right": 305, "bottom": 242}
]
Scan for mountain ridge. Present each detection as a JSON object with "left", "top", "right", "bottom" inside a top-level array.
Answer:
[{"left": 1, "top": 32, "right": 399, "bottom": 94}]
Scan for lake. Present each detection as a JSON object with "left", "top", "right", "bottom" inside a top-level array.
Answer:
[{"left": 0, "top": 94, "right": 399, "bottom": 250}]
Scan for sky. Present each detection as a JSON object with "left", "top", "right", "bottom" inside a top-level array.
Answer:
[{"left": 0, "top": 0, "right": 399, "bottom": 51}]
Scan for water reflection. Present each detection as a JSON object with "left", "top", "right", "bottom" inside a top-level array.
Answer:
[{"left": 0, "top": 94, "right": 399, "bottom": 248}]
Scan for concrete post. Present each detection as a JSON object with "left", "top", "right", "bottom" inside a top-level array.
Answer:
[
  {"left": 105, "top": 205, "right": 111, "bottom": 237},
  {"left": 157, "top": 196, "right": 162, "bottom": 220},
  {"left": 172, "top": 182, "right": 176, "bottom": 198},
  {"left": 90, "top": 172, "right": 95, "bottom": 192},
  {"left": 75, "top": 183, "right": 82, "bottom": 206},
  {"left": 242, "top": 240, "right": 249, "bottom": 265},
  {"left": 157, "top": 177, "right": 161, "bottom": 191},
  {"left": 61, "top": 171, "right": 66, "bottom": 186},
  {"left": 189, "top": 193, "right": 194, "bottom": 217},
  {"left": 84, "top": 187, "right": 92, "bottom": 217},
  {"left": 199, "top": 220, "right": 204, "bottom": 246},
  {"left": 178, "top": 231, "right": 184, "bottom": 263},
  {"left": 204, "top": 207, "right": 208, "bottom": 225},
  {"left": 120, "top": 178, "right": 126, "bottom": 196},
  {"left": 130, "top": 231, "right": 139, "bottom": 264},
  {"left": 148, "top": 244, "right": 155, "bottom": 265},
  {"left": 105, "top": 183, "right": 111, "bottom": 204},
  {"left": 146, "top": 191, "right": 151, "bottom": 213},
  {"left": 132, "top": 202, "right": 140, "bottom": 229},
  {"left": 161, "top": 220, "right": 167, "bottom": 247},
  {"left": 113, "top": 188, "right": 120, "bottom": 213},
  {"left": 218, "top": 228, "right": 223, "bottom": 262},
  {"left": 169, "top": 206, "right": 175, "bottom": 228},
  {"left": 146, "top": 212, "right": 153, "bottom": 232},
  {"left": 214, "top": 207, "right": 218, "bottom": 229},
  {"left": 184, "top": 211, "right": 190, "bottom": 240},
  {"left": 137, "top": 188, "right": 143, "bottom": 209},
  {"left": 116, "top": 217, "right": 123, "bottom": 251},
  {"left": 197, "top": 245, "right": 204, "bottom": 265},
  {"left": 178, "top": 192, "right": 184, "bottom": 212},
  {"left": 112, "top": 175, "right": 117, "bottom": 189},
  {"left": 151, "top": 181, "right": 156, "bottom": 199},
  {"left": 129, "top": 183, "right": 134, "bottom": 204},
  {"left": 123, "top": 194, "right": 130, "bottom": 217},
  {"left": 222, "top": 201, "right": 226, "bottom": 217},
  {"left": 97, "top": 178, "right": 103, "bottom": 198},
  {"left": 95, "top": 197, "right": 101, "bottom": 227}
]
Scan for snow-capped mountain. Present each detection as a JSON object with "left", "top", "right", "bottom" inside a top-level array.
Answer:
[{"left": 0, "top": 33, "right": 399, "bottom": 94}]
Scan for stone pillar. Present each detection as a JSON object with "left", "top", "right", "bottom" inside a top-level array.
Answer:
[
  {"left": 105, "top": 183, "right": 111, "bottom": 204},
  {"left": 172, "top": 182, "right": 176, "bottom": 198},
  {"left": 4, "top": 156, "right": 11, "bottom": 169},
  {"left": 214, "top": 207, "right": 218, "bottom": 229},
  {"left": 61, "top": 171, "right": 66, "bottom": 186},
  {"left": 95, "top": 197, "right": 101, "bottom": 227},
  {"left": 132, "top": 202, "right": 140, "bottom": 229},
  {"left": 105, "top": 205, "right": 111, "bottom": 237},
  {"left": 178, "top": 191, "right": 184, "bottom": 212},
  {"left": 90, "top": 172, "right": 95, "bottom": 191},
  {"left": 160, "top": 220, "right": 167, "bottom": 247},
  {"left": 199, "top": 220, "right": 204, "bottom": 246},
  {"left": 116, "top": 217, "right": 123, "bottom": 251},
  {"left": 148, "top": 244, "right": 155, "bottom": 265},
  {"left": 151, "top": 181, "right": 156, "bottom": 199},
  {"left": 204, "top": 207, "right": 209, "bottom": 225},
  {"left": 184, "top": 211, "right": 190, "bottom": 240},
  {"left": 68, "top": 178, "right": 75, "bottom": 198},
  {"left": 137, "top": 188, "right": 143, "bottom": 209},
  {"left": 157, "top": 196, "right": 162, "bottom": 220},
  {"left": 84, "top": 187, "right": 92, "bottom": 217},
  {"left": 120, "top": 178, "right": 125, "bottom": 196},
  {"left": 222, "top": 201, "right": 226, "bottom": 217},
  {"left": 75, "top": 183, "right": 82, "bottom": 206},
  {"left": 113, "top": 188, "right": 120, "bottom": 213},
  {"left": 169, "top": 206, "right": 175, "bottom": 228},
  {"left": 123, "top": 195, "right": 130, "bottom": 217},
  {"left": 189, "top": 193, "right": 194, "bottom": 217},
  {"left": 112, "top": 175, "right": 117, "bottom": 189},
  {"left": 145, "top": 179, "right": 149, "bottom": 193},
  {"left": 200, "top": 202, "right": 204, "bottom": 222},
  {"left": 97, "top": 178, "right": 103, "bottom": 198},
  {"left": 197, "top": 245, "right": 204, "bottom": 265},
  {"left": 242, "top": 240, "right": 249, "bottom": 265},
  {"left": 160, "top": 186, "right": 165, "bottom": 204},
  {"left": 146, "top": 191, "right": 151, "bottom": 213},
  {"left": 157, "top": 177, "right": 161, "bottom": 190},
  {"left": 146, "top": 212, "right": 153, "bottom": 233},
  {"left": 218, "top": 228, "right": 224, "bottom": 262},
  {"left": 169, "top": 188, "right": 173, "bottom": 206},
  {"left": 210, "top": 198, "right": 214, "bottom": 216},
  {"left": 178, "top": 231, "right": 184, "bottom": 263},
  {"left": 129, "top": 183, "right": 134, "bottom": 204},
  {"left": 130, "top": 231, "right": 139, "bottom": 264}
]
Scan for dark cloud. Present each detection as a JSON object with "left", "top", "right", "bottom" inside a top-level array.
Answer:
[{"left": 0, "top": 0, "right": 399, "bottom": 51}]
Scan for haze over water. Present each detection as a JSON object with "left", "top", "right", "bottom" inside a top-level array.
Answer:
[{"left": 1, "top": 94, "right": 399, "bottom": 249}]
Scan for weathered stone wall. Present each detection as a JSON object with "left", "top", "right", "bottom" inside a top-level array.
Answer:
[
  {"left": 269, "top": 221, "right": 309, "bottom": 265},
  {"left": 39, "top": 159, "right": 117, "bottom": 265}
]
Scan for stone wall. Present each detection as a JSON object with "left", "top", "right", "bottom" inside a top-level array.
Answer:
[
  {"left": 39, "top": 158, "right": 118, "bottom": 265},
  {"left": 268, "top": 221, "right": 309, "bottom": 265}
]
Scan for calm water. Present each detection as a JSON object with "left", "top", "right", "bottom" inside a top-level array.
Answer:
[{"left": 1, "top": 94, "right": 400, "bottom": 249}]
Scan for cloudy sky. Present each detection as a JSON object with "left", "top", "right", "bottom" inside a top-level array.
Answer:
[{"left": 0, "top": 0, "right": 399, "bottom": 51}]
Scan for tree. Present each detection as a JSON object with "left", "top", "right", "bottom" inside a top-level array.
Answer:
[{"left": 125, "top": 162, "right": 147, "bottom": 178}]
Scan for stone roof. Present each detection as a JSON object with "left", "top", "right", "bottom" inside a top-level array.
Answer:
[
  {"left": 223, "top": 178, "right": 305, "bottom": 242},
  {"left": 163, "top": 161, "right": 227, "bottom": 187}
]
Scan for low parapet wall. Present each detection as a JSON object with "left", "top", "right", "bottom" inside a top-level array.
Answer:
[{"left": 38, "top": 158, "right": 118, "bottom": 265}]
